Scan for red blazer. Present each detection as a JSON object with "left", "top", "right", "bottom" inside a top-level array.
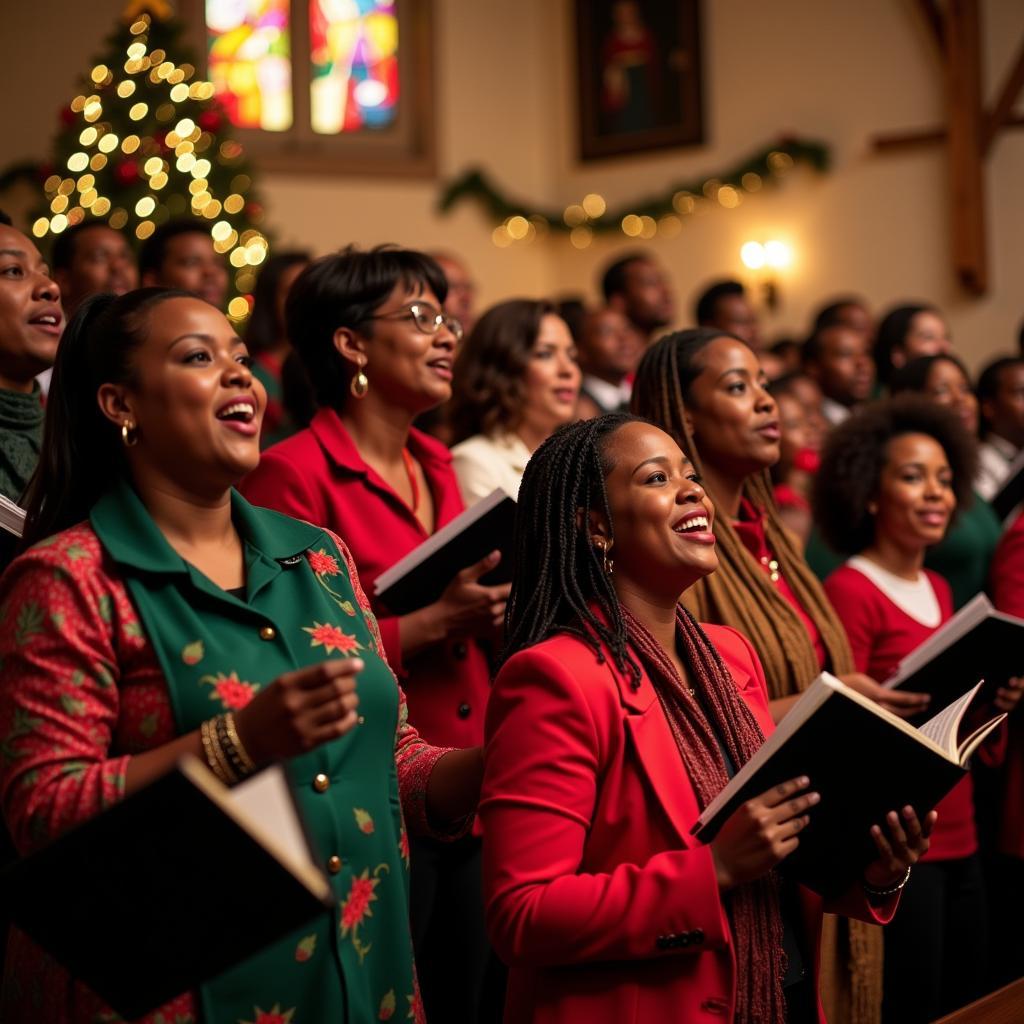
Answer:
[
  {"left": 241, "top": 408, "right": 491, "bottom": 747},
  {"left": 481, "top": 623, "right": 897, "bottom": 1024},
  {"left": 990, "top": 509, "right": 1024, "bottom": 857}
]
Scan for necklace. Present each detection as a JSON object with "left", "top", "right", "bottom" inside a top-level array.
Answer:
[{"left": 401, "top": 447, "right": 420, "bottom": 513}]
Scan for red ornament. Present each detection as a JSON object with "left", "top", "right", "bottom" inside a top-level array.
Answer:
[
  {"left": 115, "top": 160, "right": 139, "bottom": 185},
  {"left": 198, "top": 110, "right": 222, "bottom": 132}
]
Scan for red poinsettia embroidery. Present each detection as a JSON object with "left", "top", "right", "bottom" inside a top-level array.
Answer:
[
  {"left": 407, "top": 974, "right": 425, "bottom": 1023},
  {"left": 308, "top": 549, "right": 340, "bottom": 577},
  {"left": 240, "top": 1004, "right": 296, "bottom": 1024},
  {"left": 340, "top": 862, "right": 390, "bottom": 963},
  {"left": 199, "top": 670, "right": 260, "bottom": 709},
  {"left": 398, "top": 824, "right": 410, "bottom": 868},
  {"left": 303, "top": 621, "right": 363, "bottom": 656}
]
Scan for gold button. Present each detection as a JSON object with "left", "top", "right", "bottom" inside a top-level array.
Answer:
[
  {"left": 313, "top": 773, "right": 329, "bottom": 793},
  {"left": 259, "top": 625, "right": 276, "bottom": 641},
  {"left": 327, "top": 855, "right": 342, "bottom": 874}
]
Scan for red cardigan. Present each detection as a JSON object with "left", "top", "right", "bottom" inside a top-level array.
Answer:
[
  {"left": 481, "top": 623, "right": 896, "bottom": 1024},
  {"left": 824, "top": 563, "right": 984, "bottom": 862},
  {"left": 241, "top": 408, "right": 491, "bottom": 747},
  {"left": 990, "top": 510, "right": 1024, "bottom": 857}
]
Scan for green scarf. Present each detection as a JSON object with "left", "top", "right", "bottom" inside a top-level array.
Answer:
[{"left": 0, "top": 384, "right": 44, "bottom": 502}]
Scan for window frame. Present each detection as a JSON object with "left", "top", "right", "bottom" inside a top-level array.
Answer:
[{"left": 187, "top": 0, "right": 436, "bottom": 177}]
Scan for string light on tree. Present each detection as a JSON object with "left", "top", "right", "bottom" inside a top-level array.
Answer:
[{"left": 34, "top": 0, "right": 269, "bottom": 320}]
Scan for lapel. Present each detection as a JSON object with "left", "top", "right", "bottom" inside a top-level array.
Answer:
[{"left": 603, "top": 648, "right": 705, "bottom": 847}]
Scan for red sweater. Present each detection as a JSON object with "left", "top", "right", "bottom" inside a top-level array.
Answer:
[
  {"left": 990, "top": 510, "right": 1024, "bottom": 857},
  {"left": 824, "top": 563, "right": 976, "bottom": 861}
]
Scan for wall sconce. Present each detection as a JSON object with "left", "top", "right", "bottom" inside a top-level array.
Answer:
[{"left": 740, "top": 239, "right": 793, "bottom": 311}]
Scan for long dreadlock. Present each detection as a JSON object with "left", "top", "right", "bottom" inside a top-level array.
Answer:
[{"left": 500, "top": 413, "right": 643, "bottom": 685}]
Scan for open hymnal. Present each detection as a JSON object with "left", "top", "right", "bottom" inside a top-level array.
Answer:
[
  {"left": 2, "top": 756, "right": 332, "bottom": 1018},
  {"left": 692, "top": 674, "right": 1004, "bottom": 891}
]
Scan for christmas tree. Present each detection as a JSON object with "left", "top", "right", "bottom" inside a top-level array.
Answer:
[{"left": 32, "top": 0, "right": 269, "bottom": 322}]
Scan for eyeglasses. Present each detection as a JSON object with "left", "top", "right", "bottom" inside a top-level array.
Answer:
[{"left": 366, "top": 303, "right": 464, "bottom": 342}]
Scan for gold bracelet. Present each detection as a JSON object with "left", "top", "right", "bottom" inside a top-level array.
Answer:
[
  {"left": 223, "top": 712, "right": 258, "bottom": 775},
  {"left": 201, "top": 716, "right": 237, "bottom": 785}
]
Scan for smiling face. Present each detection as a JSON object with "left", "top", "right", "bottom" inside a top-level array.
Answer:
[
  {"left": 145, "top": 231, "right": 229, "bottom": 309},
  {"left": 924, "top": 358, "right": 978, "bottom": 436},
  {"left": 55, "top": 225, "right": 138, "bottom": 316},
  {"left": 518, "top": 313, "right": 581, "bottom": 439},
  {"left": 872, "top": 432, "right": 956, "bottom": 555},
  {"left": 599, "top": 420, "right": 718, "bottom": 599},
  {"left": 684, "top": 336, "right": 780, "bottom": 479},
  {"left": 102, "top": 296, "right": 265, "bottom": 489},
  {"left": 897, "top": 310, "right": 951, "bottom": 365},
  {"left": 0, "top": 223, "right": 63, "bottom": 390}
]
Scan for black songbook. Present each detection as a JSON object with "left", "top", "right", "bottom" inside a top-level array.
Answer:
[
  {"left": 692, "top": 674, "right": 1004, "bottom": 893},
  {"left": 1, "top": 757, "right": 333, "bottom": 1019},
  {"left": 884, "top": 593, "right": 1024, "bottom": 709},
  {"left": 991, "top": 447, "right": 1024, "bottom": 522},
  {"left": 373, "top": 488, "right": 516, "bottom": 615}
]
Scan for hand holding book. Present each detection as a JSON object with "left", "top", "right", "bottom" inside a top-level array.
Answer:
[{"left": 708, "top": 775, "right": 934, "bottom": 895}]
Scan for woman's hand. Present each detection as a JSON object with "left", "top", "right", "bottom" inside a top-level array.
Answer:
[
  {"left": 863, "top": 806, "right": 935, "bottom": 892},
  {"left": 710, "top": 776, "right": 820, "bottom": 891},
  {"left": 994, "top": 675, "right": 1024, "bottom": 714},
  {"left": 434, "top": 550, "right": 510, "bottom": 635},
  {"left": 839, "top": 672, "right": 931, "bottom": 719},
  {"left": 234, "top": 659, "right": 362, "bottom": 766}
]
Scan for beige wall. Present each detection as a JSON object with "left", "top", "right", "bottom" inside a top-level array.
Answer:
[{"left": 3, "top": 0, "right": 1023, "bottom": 368}]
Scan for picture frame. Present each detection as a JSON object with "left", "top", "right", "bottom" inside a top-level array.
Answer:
[{"left": 575, "top": 0, "right": 704, "bottom": 162}]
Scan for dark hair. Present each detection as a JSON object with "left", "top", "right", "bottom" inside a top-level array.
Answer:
[
  {"left": 50, "top": 222, "right": 117, "bottom": 271},
  {"left": 600, "top": 252, "right": 650, "bottom": 302},
  {"left": 813, "top": 394, "right": 976, "bottom": 556},
  {"left": 873, "top": 303, "right": 938, "bottom": 385},
  {"left": 448, "top": 298, "right": 558, "bottom": 443},
  {"left": 768, "top": 370, "right": 815, "bottom": 401},
  {"left": 812, "top": 297, "right": 866, "bottom": 332},
  {"left": 769, "top": 338, "right": 800, "bottom": 359},
  {"left": 501, "top": 413, "right": 643, "bottom": 681},
  {"left": 138, "top": 218, "right": 212, "bottom": 278},
  {"left": 555, "top": 296, "right": 587, "bottom": 344},
  {"left": 0, "top": 209, "right": 12, "bottom": 227},
  {"left": 976, "top": 355, "right": 1024, "bottom": 435},
  {"left": 801, "top": 322, "right": 858, "bottom": 365},
  {"left": 281, "top": 349, "right": 316, "bottom": 430},
  {"left": 694, "top": 279, "right": 744, "bottom": 326},
  {"left": 888, "top": 353, "right": 971, "bottom": 397},
  {"left": 245, "top": 249, "right": 310, "bottom": 353},
  {"left": 631, "top": 327, "right": 734, "bottom": 425},
  {"left": 285, "top": 244, "right": 448, "bottom": 409},
  {"left": 21, "top": 287, "right": 193, "bottom": 547}
]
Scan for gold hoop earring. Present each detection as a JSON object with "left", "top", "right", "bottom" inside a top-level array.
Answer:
[
  {"left": 121, "top": 419, "right": 138, "bottom": 447},
  {"left": 350, "top": 358, "right": 369, "bottom": 399},
  {"left": 593, "top": 537, "right": 614, "bottom": 575}
]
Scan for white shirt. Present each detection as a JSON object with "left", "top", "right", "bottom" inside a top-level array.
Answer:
[
  {"left": 847, "top": 555, "right": 941, "bottom": 627},
  {"left": 581, "top": 374, "right": 631, "bottom": 414},
  {"left": 975, "top": 433, "right": 1019, "bottom": 501},
  {"left": 451, "top": 432, "right": 532, "bottom": 506},
  {"left": 820, "top": 396, "right": 851, "bottom": 427}
]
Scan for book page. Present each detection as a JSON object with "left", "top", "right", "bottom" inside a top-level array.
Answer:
[
  {"left": 916, "top": 681, "right": 983, "bottom": 758},
  {"left": 229, "top": 766, "right": 317, "bottom": 874}
]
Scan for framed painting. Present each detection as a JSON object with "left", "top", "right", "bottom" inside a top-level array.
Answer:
[{"left": 575, "top": 0, "right": 704, "bottom": 161}]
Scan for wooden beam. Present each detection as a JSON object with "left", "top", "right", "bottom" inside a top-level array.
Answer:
[
  {"left": 983, "top": 39, "right": 1024, "bottom": 153},
  {"left": 916, "top": 0, "right": 945, "bottom": 53},
  {"left": 872, "top": 113, "right": 1024, "bottom": 151},
  {"left": 945, "top": 0, "right": 987, "bottom": 294}
]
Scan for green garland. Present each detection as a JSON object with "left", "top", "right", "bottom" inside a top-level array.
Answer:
[{"left": 438, "top": 136, "right": 830, "bottom": 239}]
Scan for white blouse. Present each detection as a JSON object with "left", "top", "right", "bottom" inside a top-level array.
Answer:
[{"left": 450, "top": 432, "right": 532, "bottom": 506}]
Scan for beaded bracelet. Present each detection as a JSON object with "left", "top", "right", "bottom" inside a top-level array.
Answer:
[
  {"left": 863, "top": 864, "right": 911, "bottom": 899},
  {"left": 215, "top": 713, "right": 257, "bottom": 782},
  {"left": 223, "top": 712, "right": 258, "bottom": 775}
]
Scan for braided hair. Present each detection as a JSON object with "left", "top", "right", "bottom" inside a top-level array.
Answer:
[{"left": 500, "top": 412, "right": 643, "bottom": 683}]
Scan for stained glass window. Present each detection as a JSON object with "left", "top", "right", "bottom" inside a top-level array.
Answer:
[
  {"left": 206, "top": 0, "right": 293, "bottom": 132},
  {"left": 309, "top": 0, "right": 399, "bottom": 135}
]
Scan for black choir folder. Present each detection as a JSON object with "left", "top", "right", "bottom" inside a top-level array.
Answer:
[
  {"left": 991, "top": 446, "right": 1024, "bottom": 522},
  {"left": 1, "top": 756, "right": 332, "bottom": 1020},
  {"left": 373, "top": 487, "right": 516, "bottom": 615},
  {"left": 692, "top": 674, "right": 1004, "bottom": 893},
  {"left": 884, "top": 593, "right": 1024, "bottom": 709}
]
